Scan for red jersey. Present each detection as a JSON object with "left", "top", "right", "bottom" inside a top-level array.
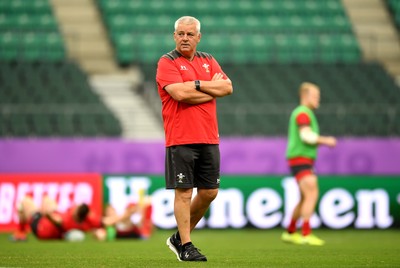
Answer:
[
  {"left": 34, "top": 213, "right": 63, "bottom": 239},
  {"left": 61, "top": 207, "right": 102, "bottom": 232},
  {"left": 156, "top": 50, "right": 228, "bottom": 147}
]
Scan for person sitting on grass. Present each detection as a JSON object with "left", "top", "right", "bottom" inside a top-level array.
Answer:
[{"left": 94, "top": 197, "right": 153, "bottom": 241}]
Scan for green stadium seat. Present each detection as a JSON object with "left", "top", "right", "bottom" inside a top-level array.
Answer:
[
  {"left": 0, "top": 31, "right": 18, "bottom": 49},
  {"left": 54, "top": 113, "right": 75, "bottom": 136},
  {"left": 99, "top": 114, "right": 123, "bottom": 136},
  {"left": 9, "top": 114, "right": 31, "bottom": 136},
  {"left": 31, "top": 114, "right": 54, "bottom": 136},
  {"left": 0, "top": 114, "right": 6, "bottom": 136},
  {"left": 171, "top": 1, "right": 191, "bottom": 13},
  {"left": 386, "top": 0, "right": 400, "bottom": 28},
  {"left": 100, "top": 0, "right": 124, "bottom": 13},
  {"left": 0, "top": 61, "right": 123, "bottom": 137},
  {"left": 197, "top": 15, "right": 218, "bottom": 30},
  {"left": 264, "top": 16, "right": 284, "bottom": 32},
  {"left": 97, "top": 0, "right": 361, "bottom": 64},
  {"left": 15, "top": 14, "right": 35, "bottom": 30},
  {"left": 117, "top": 50, "right": 135, "bottom": 65},
  {"left": 329, "top": 16, "right": 352, "bottom": 32},
  {"left": 0, "top": 14, "right": 57, "bottom": 30},
  {"left": 76, "top": 114, "right": 99, "bottom": 136},
  {"left": 0, "top": 0, "right": 51, "bottom": 14},
  {"left": 37, "top": 14, "right": 58, "bottom": 30},
  {"left": 107, "top": 15, "right": 131, "bottom": 32},
  {"left": 0, "top": 14, "right": 12, "bottom": 29},
  {"left": 0, "top": 0, "right": 65, "bottom": 61}
]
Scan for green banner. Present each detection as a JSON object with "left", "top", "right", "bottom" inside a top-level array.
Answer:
[{"left": 103, "top": 175, "right": 400, "bottom": 229}]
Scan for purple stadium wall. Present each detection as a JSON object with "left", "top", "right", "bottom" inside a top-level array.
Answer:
[{"left": 0, "top": 138, "right": 399, "bottom": 174}]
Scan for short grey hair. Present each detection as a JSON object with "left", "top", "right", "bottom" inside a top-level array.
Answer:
[{"left": 174, "top": 16, "right": 201, "bottom": 33}]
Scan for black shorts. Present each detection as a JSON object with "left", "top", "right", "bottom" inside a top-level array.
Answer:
[
  {"left": 290, "top": 164, "right": 315, "bottom": 181},
  {"left": 30, "top": 212, "right": 42, "bottom": 237},
  {"left": 165, "top": 144, "right": 220, "bottom": 189}
]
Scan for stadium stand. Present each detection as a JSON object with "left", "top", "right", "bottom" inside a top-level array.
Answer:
[
  {"left": 96, "top": 0, "right": 361, "bottom": 65},
  {"left": 2, "top": 0, "right": 399, "bottom": 138},
  {"left": 0, "top": 0, "right": 123, "bottom": 137},
  {"left": 0, "top": 0, "right": 65, "bottom": 61},
  {"left": 140, "top": 61, "right": 400, "bottom": 137},
  {"left": 0, "top": 61, "right": 122, "bottom": 137},
  {"left": 120, "top": 0, "right": 399, "bottom": 137},
  {"left": 217, "top": 62, "right": 400, "bottom": 137}
]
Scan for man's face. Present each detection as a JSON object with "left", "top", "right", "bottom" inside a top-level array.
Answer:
[
  {"left": 306, "top": 87, "right": 321, "bottom": 109},
  {"left": 174, "top": 23, "right": 201, "bottom": 57}
]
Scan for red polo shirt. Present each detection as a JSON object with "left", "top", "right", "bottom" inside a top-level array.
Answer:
[{"left": 156, "top": 49, "right": 228, "bottom": 147}]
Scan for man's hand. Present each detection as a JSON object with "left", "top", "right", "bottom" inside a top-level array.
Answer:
[
  {"left": 318, "top": 136, "right": 337, "bottom": 148},
  {"left": 324, "top": 136, "right": 337, "bottom": 148}
]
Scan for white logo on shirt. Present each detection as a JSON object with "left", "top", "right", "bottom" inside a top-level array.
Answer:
[
  {"left": 202, "top": 63, "right": 210, "bottom": 73},
  {"left": 180, "top": 65, "right": 188, "bottom": 70}
]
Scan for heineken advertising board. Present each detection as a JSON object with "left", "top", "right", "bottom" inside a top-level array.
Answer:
[
  {"left": 1, "top": 174, "right": 398, "bottom": 231},
  {"left": 103, "top": 175, "right": 400, "bottom": 230}
]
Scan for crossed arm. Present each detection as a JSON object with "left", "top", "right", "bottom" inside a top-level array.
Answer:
[{"left": 165, "top": 73, "right": 233, "bottom": 105}]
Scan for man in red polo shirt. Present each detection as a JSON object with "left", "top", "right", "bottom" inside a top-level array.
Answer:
[{"left": 156, "top": 16, "right": 233, "bottom": 262}]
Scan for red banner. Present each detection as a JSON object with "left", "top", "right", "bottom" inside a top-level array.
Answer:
[{"left": 0, "top": 174, "right": 103, "bottom": 232}]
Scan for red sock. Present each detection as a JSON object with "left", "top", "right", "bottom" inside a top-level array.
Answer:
[
  {"left": 287, "top": 218, "right": 297, "bottom": 233},
  {"left": 140, "top": 205, "right": 153, "bottom": 238},
  {"left": 144, "top": 205, "right": 152, "bottom": 220},
  {"left": 302, "top": 220, "right": 311, "bottom": 236},
  {"left": 18, "top": 220, "right": 26, "bottom": 233}
]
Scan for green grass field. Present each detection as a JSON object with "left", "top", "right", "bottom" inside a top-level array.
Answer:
[{"left": 1, "top": 229, "right": 399, "bottom": 267}]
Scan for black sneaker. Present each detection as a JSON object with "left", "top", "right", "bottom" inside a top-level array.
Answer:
[
  {"left": 166, "top": 233, "right": 182, "bottom": 261},
  {"left": 179, "top": 243, "right": 207, "bottom": 262}
]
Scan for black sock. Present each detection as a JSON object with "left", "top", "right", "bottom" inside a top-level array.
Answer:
[{"left": 182, "top": 242, "right": 192, "bottom": 251}]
